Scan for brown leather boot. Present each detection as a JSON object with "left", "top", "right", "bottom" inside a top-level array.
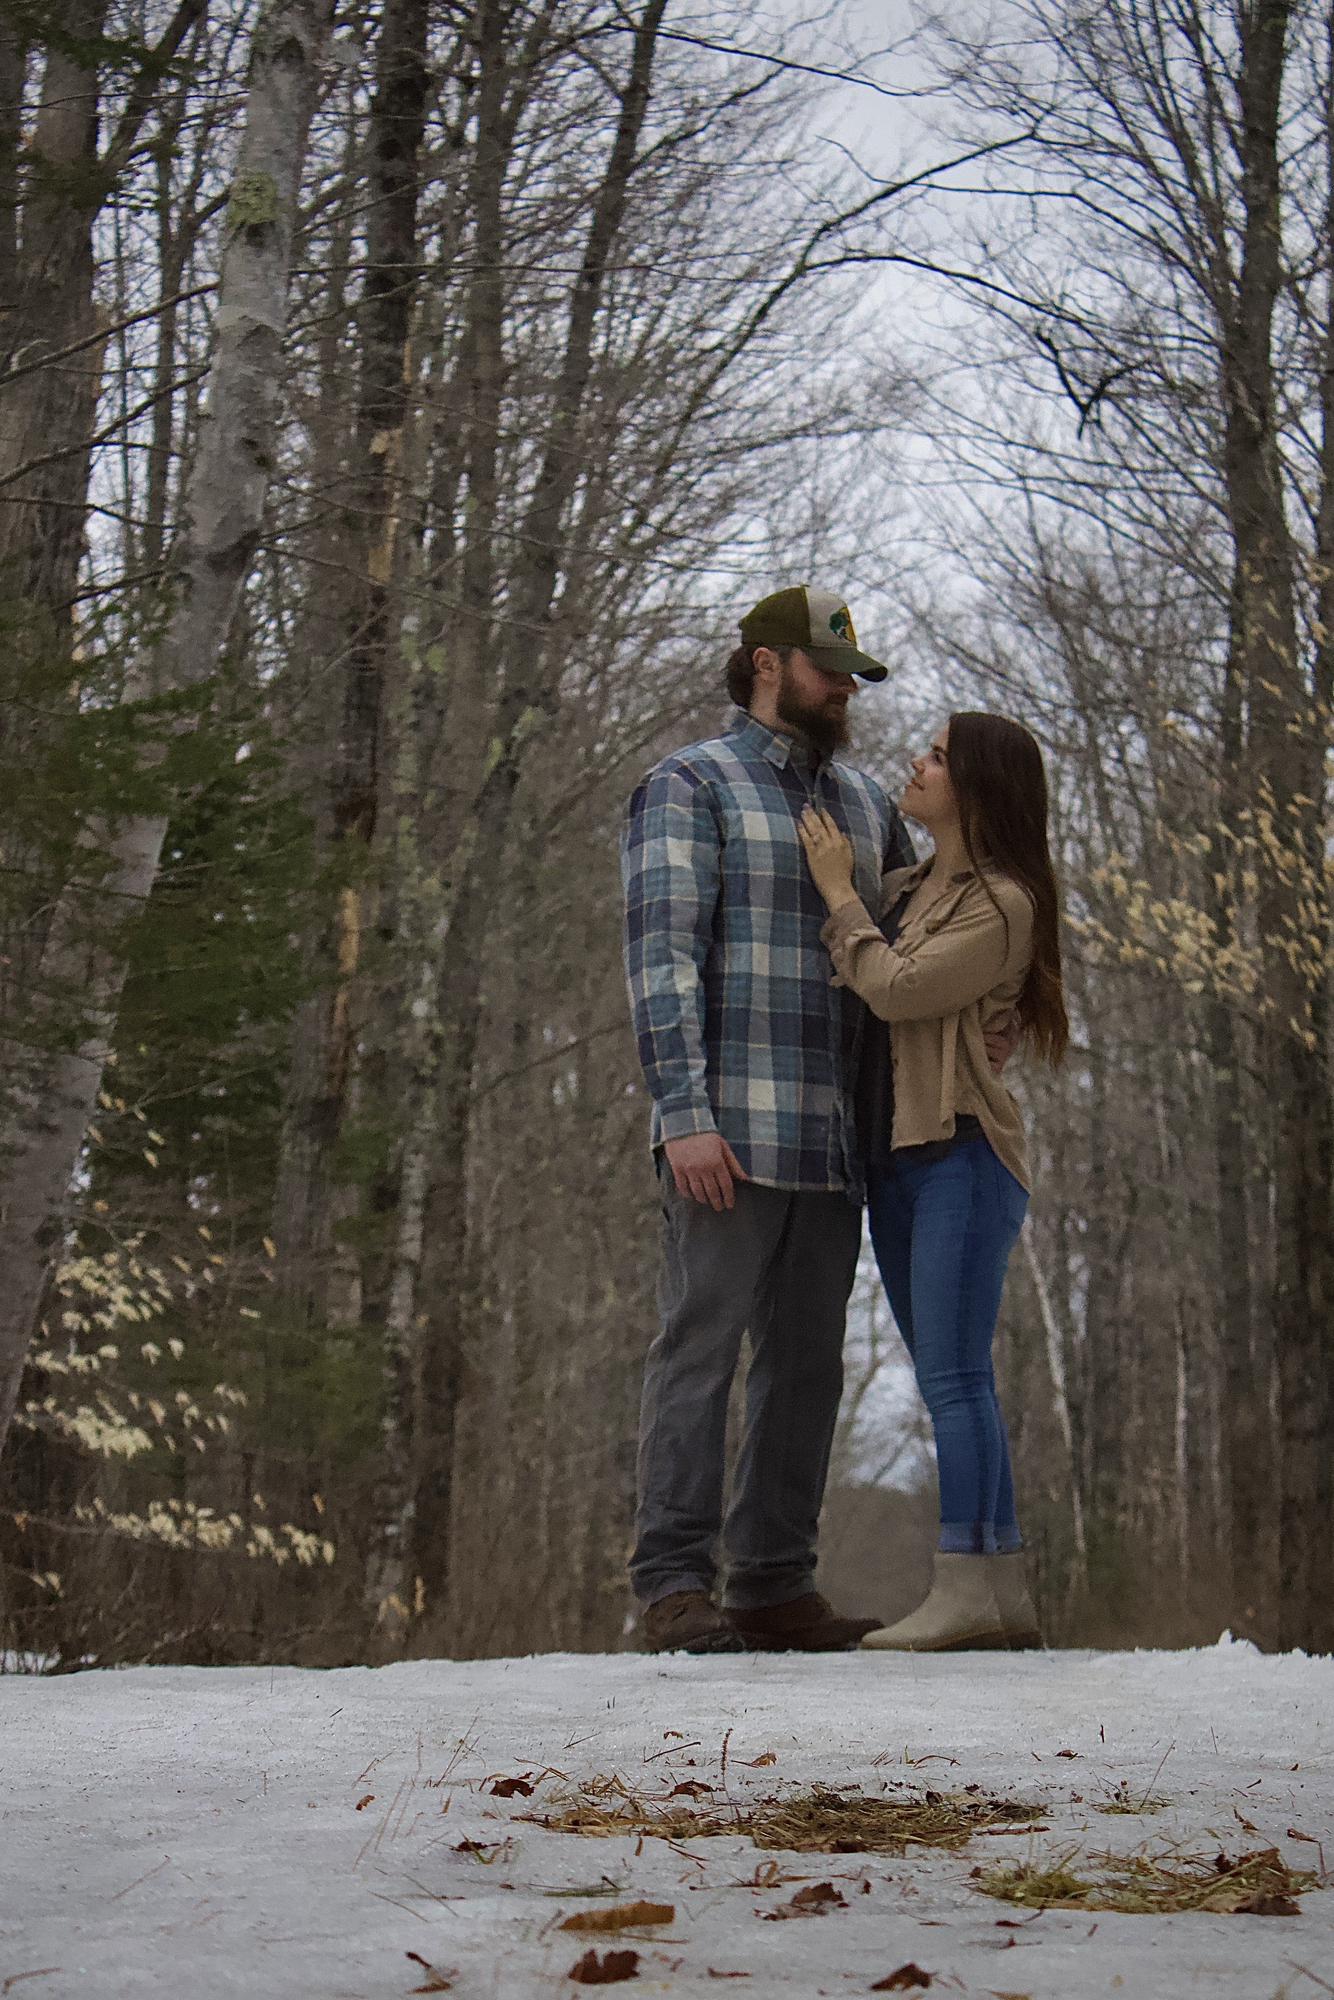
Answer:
[
  {"left": 726, "top": 1591, "right": 881, "bottom": 1652},
  {"left": 642, "top": 1590, "right": 747, "bottom": 1654}
]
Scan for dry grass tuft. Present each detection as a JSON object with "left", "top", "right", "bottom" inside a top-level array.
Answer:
[
  {"left": 1094, "top": 1780, "right": 1172, "bottom": 1817},
  {"left": 521, "top": 1778, "right": 1045, "bottom": 1856},
  {"left": 978, "top": 1845, "right": 1320, "bottom": 1915},
  {"left": 523, "top": 1772, "right": 744, "bottom": 1843},
  {"left": 748, "top": 1787, "right": 1046, "bottom": 1855}
]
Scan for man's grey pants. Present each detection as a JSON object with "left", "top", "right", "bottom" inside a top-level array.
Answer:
[{"left": 630, "top": 1165, "right": 863, "bottom": 1612}]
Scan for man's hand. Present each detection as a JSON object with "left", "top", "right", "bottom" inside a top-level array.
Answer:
[
  {"left": 664, "top": 1132, "right": 751, "bottom": 1211},
  {"left": 797, "top": 806, "right": 858, "bottom": 911},
  {"left": 984, "top": 1009, "right": 1021, "bottom": 1074}
]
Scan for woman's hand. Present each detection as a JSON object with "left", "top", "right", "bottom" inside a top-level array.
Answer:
[{"left": 798, "top": 806, "right": 859, "bottom": 911}]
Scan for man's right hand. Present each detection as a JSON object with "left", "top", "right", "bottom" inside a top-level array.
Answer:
[{"left": 664, "top": 1132, "right": 751, "bottom": 1212}]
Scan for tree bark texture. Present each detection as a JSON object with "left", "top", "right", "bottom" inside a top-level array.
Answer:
[
  {"left": 272, "top": 0, "right": 434, "bottom": 1331},
  {"left": 1216, "top": 0, "right": 1332, "bottom": 1650},
  {"left": 0, "top": 0, "right": 109, "bottom": 626}
]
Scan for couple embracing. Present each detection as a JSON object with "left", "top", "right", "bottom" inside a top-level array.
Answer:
[{"left": 621, "top": 586, "right": 1068, "bottom": 1656}]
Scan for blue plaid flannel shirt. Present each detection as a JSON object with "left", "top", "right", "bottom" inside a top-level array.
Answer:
[{"left": 621, "top": 711, "right": 916, "bottom": 1195}]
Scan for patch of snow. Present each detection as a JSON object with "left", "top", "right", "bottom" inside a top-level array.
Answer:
[{"left": 1, "top": 1648, "right": 1330, "bottom": 1997}]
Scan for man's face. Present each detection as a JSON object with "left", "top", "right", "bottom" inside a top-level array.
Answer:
[{"left": 775, "top": 649, "right": 856, "bottom": 755}]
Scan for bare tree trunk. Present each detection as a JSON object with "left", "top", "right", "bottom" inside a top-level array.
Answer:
[
  {"left": 140, "top": 37, "right": 212, "bottom": 583},
  {"left": 1019, "top": 1226, "right": 1088, "bottom": 1582},
  {"left": 1211, "top": 698, "right": 1270, "bottom": 1633},
  {"left": 1303, "top": 26, "right": 1334, "bottom": 1654},
  {"left": 0, "top": 0, "right": 206, "bottom": 625},
  {"left": 0, "top": 0, "right": 108, "bottom": 624},
  {"left": 404, "top": 0, "right": 669, "bottom": 1634},
  {"left": 0, "top": 17, "right": 22, "bottom": 310},
  {"left": 0, "top": 0, "right": 332, "bottom": 1456},
  {"left": 270, "top": 158, "right": 359, "bottom": 1316},
  {"left": 271, "top": 0, "right": 433, "bottom": 1330},
  {"left": 1216, "top": 0, "right": 1332, "bottom": 1651}
]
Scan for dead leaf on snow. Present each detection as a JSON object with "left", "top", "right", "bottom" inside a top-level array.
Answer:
[
  {"left": 568, "top": 1947, "right": 640, "bottom": 1984},
  {"left": 404, "top": 1948, "right": 455, "bottom": 1992},
  {"left": 355, "top": 1794, "right": 375, "bottom": 1810},
  {"left": 793, "top": 1882, "right": 846, "bottom": 1909},
  {"left": 742, "top": 1750, "right": 778, "bottom": 1767},
  {"left": 762, "top": 1880, "right": 847, "bottom": 1920},
  {"left": 489, "top": 1773, "right": 535, "bottom": 1799},
  {"left": 871, "top": 1965, "right": 933, "bottom": 1992},
  {"left": 559, "top": 1903, "right": 675, "bottom": 1934}
]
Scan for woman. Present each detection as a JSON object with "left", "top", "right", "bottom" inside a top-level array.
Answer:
[{"left": 798, "top": 712, "right": 1068, "bottom": 1652}]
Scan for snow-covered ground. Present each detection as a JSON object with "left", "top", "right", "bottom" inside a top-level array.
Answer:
[{"left": 2, "top": 1640, "right": 1330, "bottom": 1999}]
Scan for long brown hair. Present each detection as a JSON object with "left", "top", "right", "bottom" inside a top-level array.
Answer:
[{"left": 945, "top": 711, "right": 1069, "bottom": 1066}]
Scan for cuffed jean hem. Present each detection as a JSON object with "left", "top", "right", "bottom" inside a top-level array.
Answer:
[{"left": 939, "top": 1522, "right": 1023, "bottom": 1556}]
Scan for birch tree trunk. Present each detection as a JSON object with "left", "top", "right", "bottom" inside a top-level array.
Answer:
[
  {"left": 1019, "top": 1227, "right": 1088, "bottom": 1582},
  {"left": 0, "top": 0, "right": 332, "bottom": 1456}
]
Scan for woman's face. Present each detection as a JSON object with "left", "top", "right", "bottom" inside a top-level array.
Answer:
[{"left": 899, "top": 723, "right": 957, "bottom": 829}]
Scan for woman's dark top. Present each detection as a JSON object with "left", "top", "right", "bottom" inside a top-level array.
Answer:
[{"left": 854, "top": 887, "right": 983, "bottom": 1172}]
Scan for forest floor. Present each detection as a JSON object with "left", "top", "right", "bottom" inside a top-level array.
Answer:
[{"left": 1, "top": 1640, "right": 1331, "bottom": 1999}]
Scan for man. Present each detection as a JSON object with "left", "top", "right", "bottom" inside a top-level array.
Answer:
[{"left": 621, "top": 585, "right": 916, "bottom": 1654}]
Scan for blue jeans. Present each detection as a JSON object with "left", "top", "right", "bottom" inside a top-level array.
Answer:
[{"left": 866, "top": 1135, "right": 1028, "bottom": 1555}]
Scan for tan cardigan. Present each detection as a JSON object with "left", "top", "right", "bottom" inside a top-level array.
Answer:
[{"left": 821, "top": 857, "right": 1035, "bottom": 1190}]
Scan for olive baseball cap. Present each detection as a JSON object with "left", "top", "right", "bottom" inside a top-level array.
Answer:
[{"left": 739, "top": 584, "right": 888, "bottom": 683}]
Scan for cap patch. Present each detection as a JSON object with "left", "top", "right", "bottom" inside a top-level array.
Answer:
[{"left": 830, "top": 605, "right": 857, "bottom": 646}]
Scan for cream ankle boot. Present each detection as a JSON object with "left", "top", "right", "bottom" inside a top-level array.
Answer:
[
  {"left": 989, "top": 1551, "right": 1041, "bottom": 1649},
  {"left": 860, "top": 1553, "right": 1008, "bottom": 1652}
]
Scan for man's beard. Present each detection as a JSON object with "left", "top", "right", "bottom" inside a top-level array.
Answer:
[{"left": 776, "top": 668, "right": 851, "bottom": 756}]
